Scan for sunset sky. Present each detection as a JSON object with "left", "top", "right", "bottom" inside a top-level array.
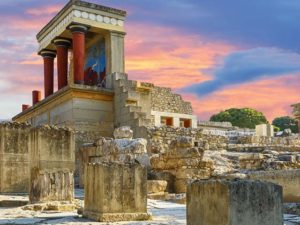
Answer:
[{"left": 0, "top": 0, "right": 300, "bottom": 121}]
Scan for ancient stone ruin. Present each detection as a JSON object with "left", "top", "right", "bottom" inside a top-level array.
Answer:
[
  {"left": 187, "top": 179, "right": 283, "bottom": 225},
  {"left": 0, "top": 122, "right": 75, "bottom": 208},
  {"left": 0, "top": 0, "right": 299, "bottom": 224}
]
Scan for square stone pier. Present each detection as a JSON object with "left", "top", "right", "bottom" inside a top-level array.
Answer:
[
  {"left": 187, "top": 179, "right": 283, "bottom": 225},
  {"left": 83, "top": 162, "right": 151, "bottom": 222}
]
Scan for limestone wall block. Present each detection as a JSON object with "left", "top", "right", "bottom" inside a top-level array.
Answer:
[
  {"left": 83, "top": 162, "right": 151, "bottom": 222},
  {"left": 187, "top": 179, "right": 283, "bottom": 225}
]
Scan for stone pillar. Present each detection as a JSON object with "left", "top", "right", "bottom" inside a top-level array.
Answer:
[
  {"left": 69, "top": 24, "right": 88, "bottom": 84},
  {"left": 105, "top": 31, "right": 125, "bottom": 75},
  {"left": 54, "top": 38, "right": 71, "bottom": 90},
  {"left": 83, "top": 162, "right": 151, "bottom": 222},
  {"left": 40, "top": 50, "right": 56, "bottom": 98},
  {"left": 29, "top": 126, "right": 75, "bottom": 203},
  {"left": 22, "top": 104, "right": 30, "bottom": 111},
  {"left": 32, "top": 90, "right": 41, "bottom": 105},
  {"left": 187, "top": 179, "right": 283, "bottom": 225}
]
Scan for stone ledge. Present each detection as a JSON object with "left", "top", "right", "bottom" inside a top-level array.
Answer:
[{"left": 83, "top": 211, "right": 152, "bottom": 222}]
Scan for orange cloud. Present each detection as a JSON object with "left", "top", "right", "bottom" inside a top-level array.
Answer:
[
  {"left": 183, "top": 74, "right": 300, "bottom": 122},
  {"left": 125, "top": 23, "right": 235, "bottom": 89}
]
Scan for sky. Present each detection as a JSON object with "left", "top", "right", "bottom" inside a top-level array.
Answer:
[{"left": 0, "top": 0, "right": 300, "bottom": 122}]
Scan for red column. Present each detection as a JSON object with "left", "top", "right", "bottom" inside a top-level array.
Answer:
[
  {"left": 22, "top": 104, "right": 30, "bottom": 111},
  {"left": 40, "top": 50, "right": 56, "bottom": 98},
  {"left": 54, "top": 38, "right": 71, "bottom": 89},
  {"left": 32, "top": 90, "right": 41, "bottom": 105},
  {"left": 69, "top": 24, "right": 88, "bottom": 84}
]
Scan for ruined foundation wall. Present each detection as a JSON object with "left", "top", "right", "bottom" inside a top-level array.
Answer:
[
  {"left": 151, "top": 87, "right": 193, "bottom": 114},
  {"left": 0, "top": 122, "right": 31, "bottom": 193},
  {"left": 187, "top": 179, "right": 283, "bottom": 225},
  {"left": 143, "top": 126, "right": 229, "bottom": 154},
  {"left": 29, "top": 126, "right": 75, "bottom": 203},
  {"left": 247, "top": 170, "right": 300, "bottom": 202}
]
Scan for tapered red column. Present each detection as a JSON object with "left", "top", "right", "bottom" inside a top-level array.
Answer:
[
  {"left": 22, "top": 104, "right": 30, "bottom": 111},
  {"left": 54, "top": 38, "right": 71, "bottom": 89},
  {"left": 40, "top": 50, "right": 56, "bottom": 98},
  {"left": 32, "top": 90, "right": 41, "bottom": 105},
  {"left": 69, "top": 25, "right": 88, "bottom": 84}
]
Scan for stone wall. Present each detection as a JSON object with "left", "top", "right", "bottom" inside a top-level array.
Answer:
[
  {"left": 78, "top": 127, "right": 149, "bottom": 187},
  {"left": 247, "top": 170, "right": 300, "bottom": 202},
  {"left": 151, "top": 87, "right": 193, "bottom": 114},
  {"left": 142, "top": 126, "right": 229, "bottom": 154},
  {"left": 0, "top": 122, "right": 31, "bottom": 193},
  {"left": 0, "top": 122, "right": 75, "bottom": 200},
  {"left": 187, "top": 179, "right": 283, "bottom": 225},
  {"left": 29, "top": 125, "right": 75, "bottom": 203},
  {"left": 236, "top": 135, "right": 300, "bottom": 147}
]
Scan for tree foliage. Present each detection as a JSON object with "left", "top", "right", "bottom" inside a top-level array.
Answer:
[
  {"left": 210, "top": 108, "right": 268, "bottom": 129},
  {"left": 272, "top": 116, "right": 298, "bottom": 133}
]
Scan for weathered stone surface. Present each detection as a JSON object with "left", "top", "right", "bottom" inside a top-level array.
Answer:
[
  {"left": 29, "top": 125, "right": 75, "bottom": 204},
  {"left": 147, "top": 180, "right": 167, "bottom": 194},
  {"left": 83, "top": 162, "right": 151, "bottom": 222},
  {"left": 151, "top": 87, "right": 193, "bottom": 115},
  {"left": 79, "top": 129, "right": 149, "bottom": 187},
  {"left": 0, "top": 122, "right": 31, "bottom": 193},
  {"left": 247, "top": 169, "right": 300, "bottom": 202},
  {"left": 187, "top": 179, "right": 283, "bottom": 225},
  {"left": 113, "top": 126, "right": 133, "bottom": 139}
]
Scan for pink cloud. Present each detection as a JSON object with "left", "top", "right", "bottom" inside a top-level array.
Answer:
[
  {"left": 183, "top": 74, "right": 300, "bottom": 122},
  {"left": 26, "top": 5, "right": 62, "bottom": 16},
  {"left": 125, "top": 22, "right": 235, "bottom": 89}
]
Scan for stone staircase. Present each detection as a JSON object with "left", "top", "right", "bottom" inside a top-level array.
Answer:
[{"left": 114, "top": 78, "right": 153, "bottom": 135}]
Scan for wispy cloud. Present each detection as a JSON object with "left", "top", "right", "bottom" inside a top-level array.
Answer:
[{"left": 183, "top": 48, "right": 300, "bottom": 96}]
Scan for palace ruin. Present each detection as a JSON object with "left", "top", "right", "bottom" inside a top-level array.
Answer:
[{"left": 0, "top": 0, "right": 299, "bottom": 224}]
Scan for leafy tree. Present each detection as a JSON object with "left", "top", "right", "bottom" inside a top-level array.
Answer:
[
  {"left": 210, "top": 108, "right": 268, "bottom": 129},
  {"left": 272, "top": 116, "right": 298, "bottom": 133}
]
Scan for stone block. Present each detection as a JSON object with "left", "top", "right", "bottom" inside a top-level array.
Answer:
[
  {"left": 247, "top": 169, "right": 300, "bottom": 202},
  {"left": 113, "top": 126, "right": 133, "bottom": 139},
  {"left": 147, "top": 180, "right": 167, "bottom": 194},
  {"left": 83, "top": 162, "right": 151, "bottom": 222},
  {"left": 29, "top": 126, "right": 75, "bottom": 204},
  {"left": 187, "top": 179, "right": 283, "bottom": 225},
  {"left": 0, "top": 122, "right": 31, "bottom": 193}
]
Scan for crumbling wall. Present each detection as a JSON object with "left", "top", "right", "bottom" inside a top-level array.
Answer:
[
  {"left": 0, "top": 122, "right": 31, "bottom": 193},
  {"left": 236, "top": 135, "right": 300, "bottom": 147},
  {"left": 143, "top": 126, "right": 229, "bottom": 154},
  {"left": 151, "top": 87, "right": 193, "bottom": 114},
  {"left": 247, "top": 170, "right": 300, "bottom": 202},
  {"left": 187, "top": 179, "right": 283, "bottom": 225},
  {"left": 29, "top": 125, "right": 75, "bottom": 203},
  {"left": 79, "top": 127, "right": 149, "bottom": 187}
]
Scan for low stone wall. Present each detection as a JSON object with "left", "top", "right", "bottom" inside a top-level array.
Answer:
[
  {"left": 142, "top": 126, "right": 229, "bottom": 154},
  {"left": 237, "top": 135, "right": 300, "bottom": 146},
  {"left": 0, "top": 122, "right": 31, "bottom": 193},
  {"left": 83, "top": 162, "right": 151, "bottom": 222},
  {"left": 29, "top": 125, "right": 75, "bottom": 203},
  {"left": 247, "top": 170, "right": 300, "bottom": 202},
  {"left": 150, "top": 136, "right": 215, "bottom": 193},
  {"left": 187, "top": 179, "right": 283, "bottom": 225},
  {"left": 0, "top": 122, "right": 75, "bottom": 201},
  {"left": 29, "top": 170, "right": 73, "bottom": 203}
]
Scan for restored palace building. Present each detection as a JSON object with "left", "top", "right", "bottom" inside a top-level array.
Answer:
[{"left": 12, "top": 0, "right": 197, "bottom": 142}]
